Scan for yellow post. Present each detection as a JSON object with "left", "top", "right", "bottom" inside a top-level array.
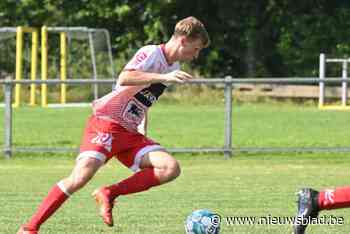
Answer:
[
  {"left": 30, "top": 30, "right": 38, "bottom": 106},
  {"left": 60, "top": 32, "right": 67, "bottom": 104},
  {"left": 15, "top": 26, "right": 23, "bottom": 107},
  {"left": 41, "top": 26, "right": 48, "bottom": 107}
]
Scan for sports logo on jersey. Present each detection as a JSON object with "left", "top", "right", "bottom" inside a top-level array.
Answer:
[
  {"left": 91, "top": 132, "right": 112, "bottom": 152},
  {"left": 122, "top": 100, "right": 145, "bottom": 124},
  {"left": 131, "top": 51, "right": 148, "bottom": 67}
]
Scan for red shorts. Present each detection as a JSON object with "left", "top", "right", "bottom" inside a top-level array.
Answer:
[{"left": 78, "top": 115, "right": 164, "bottom": 172}]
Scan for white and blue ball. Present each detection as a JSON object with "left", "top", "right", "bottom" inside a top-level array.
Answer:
[{"left": 185, "top": 209, "right": 221, "bottom": 234}]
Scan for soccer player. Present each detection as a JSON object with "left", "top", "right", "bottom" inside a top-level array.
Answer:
[
  {"left": 18, "top": 16, "right": 210, "bottom": 234},
  {"left": 294, "top": 187, "right": 350, "bottom": 233}
]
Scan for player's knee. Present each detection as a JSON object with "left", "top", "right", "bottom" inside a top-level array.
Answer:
[
  {"left": 74, "top": 174, "right": 90, "bottom": 190},
  {"left": 163, "top": 159, "right": 181, "bottom": 181},
  {"left": 65, "top": 174, "right": 90, "bottom": 193},
  {"left": 66, "top": 157, "right": 102, "bottom": 193}
]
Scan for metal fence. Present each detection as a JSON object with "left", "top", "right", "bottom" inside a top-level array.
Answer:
[{"left": 2, "top": 77, "right": 350, "bottom": 159}]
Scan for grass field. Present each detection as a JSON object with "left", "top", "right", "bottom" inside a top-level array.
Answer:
[
  {"left": 0, "top": 101, "right": 349, "bottom": 149},
  {"left": 1, "top": 101, "right": 350, "bottom": 233}
]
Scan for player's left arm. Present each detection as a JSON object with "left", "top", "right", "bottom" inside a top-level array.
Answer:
[{"left": 118, "top": 69, "right": 192, "bottom": 86}]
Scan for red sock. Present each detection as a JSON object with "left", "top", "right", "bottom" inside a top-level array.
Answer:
[
  {"left": 107, "top": 168, "right": 160, "bottom": 199},
  {"left": 318, "top": 186, "right": 350, "bottom": 210},
  {"left": 26, "top": 184, "right": 69, "bottom": 230}
]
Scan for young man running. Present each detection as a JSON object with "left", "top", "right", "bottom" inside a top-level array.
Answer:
[{"left": 18, "top": 16, "right": 210, "bottom": 233}]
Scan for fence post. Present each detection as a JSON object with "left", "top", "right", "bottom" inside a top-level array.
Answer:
[
  {"left": 319, "top": 53, "right": 326, "bottom": 108},
  {"left": 224, "top": 76, "right": 233, "bottom": 158},
  {"left": 4, "top": 77, "right": 13, "bottom": 159},
  {"left": 341, "top": 60, "right": 348, "bottom": 106}
]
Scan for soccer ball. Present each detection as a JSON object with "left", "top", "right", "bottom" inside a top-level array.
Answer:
[{"left": 185, "top": 209, "right": 221, "bottom": 234}]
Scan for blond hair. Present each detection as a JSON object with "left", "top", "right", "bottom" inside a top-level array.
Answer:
[{"left": 173, "top": 16, "right": 210, "bottom": 48}]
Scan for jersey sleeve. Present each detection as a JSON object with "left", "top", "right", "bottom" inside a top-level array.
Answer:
[{"left": 124, "top": 46, "right": 158, "bottom": 72}]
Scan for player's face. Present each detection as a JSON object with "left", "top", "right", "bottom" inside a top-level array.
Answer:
[{"left": 179, "top": 37, "right": 204, "bottom": 62}]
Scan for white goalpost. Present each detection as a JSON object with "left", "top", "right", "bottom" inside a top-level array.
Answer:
[{"left": 41, "top": 26, "right": 115, "bottom": 108}]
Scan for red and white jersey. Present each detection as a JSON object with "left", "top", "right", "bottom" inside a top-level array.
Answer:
[{"left": 92, "top": 44, "right": 180, "bottom": 132}]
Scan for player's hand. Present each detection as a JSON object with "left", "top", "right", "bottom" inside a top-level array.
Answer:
[{"left": 163, "top": 70, "right": 193, "bottom": 83}]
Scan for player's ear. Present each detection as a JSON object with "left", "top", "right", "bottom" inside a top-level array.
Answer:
[{"left": 179, "top": 37, "right": 186, "bottom": 46}]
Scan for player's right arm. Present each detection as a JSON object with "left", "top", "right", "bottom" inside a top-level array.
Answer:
[
  {"left": 117, "top": 45, "right": 193, "bottom": 86},
  {"left": 118, "top": 70, "right": 193, "bottom": 86}
]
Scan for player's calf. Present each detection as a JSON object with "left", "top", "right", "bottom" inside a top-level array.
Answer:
[{"left": 64, "top": 157, "right": 104, "bottom": 194}]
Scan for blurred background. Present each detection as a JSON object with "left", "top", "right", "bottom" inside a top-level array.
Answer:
[
  {"left": 1, "top": 2, "right": 350, "bottom": 233},
  {"left": 1, "top": 0, "right": 350, "bottom": 78}
]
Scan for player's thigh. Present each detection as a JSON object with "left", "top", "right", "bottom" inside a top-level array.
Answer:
[{"left": 140, "top": 150, "right": 179, "bottom": 170}]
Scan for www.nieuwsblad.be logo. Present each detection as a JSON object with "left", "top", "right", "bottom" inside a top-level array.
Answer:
[{"left": 224, "top": 214, "right": 344, "bottom": 226}]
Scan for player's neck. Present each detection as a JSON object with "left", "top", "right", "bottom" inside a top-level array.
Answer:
[{"left": 163, "top": 39, "right": 179, "bottom": 65}]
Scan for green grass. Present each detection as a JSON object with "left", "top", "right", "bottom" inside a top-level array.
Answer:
[
  {"left": 0, "top": 102, "right": 350, "bottom": 233},
  {"left": 1, "top": 154, "right": 350, "bottom": 233},
  {"left": 0, "top": 101, "right": 349, "bottom": 149}
]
